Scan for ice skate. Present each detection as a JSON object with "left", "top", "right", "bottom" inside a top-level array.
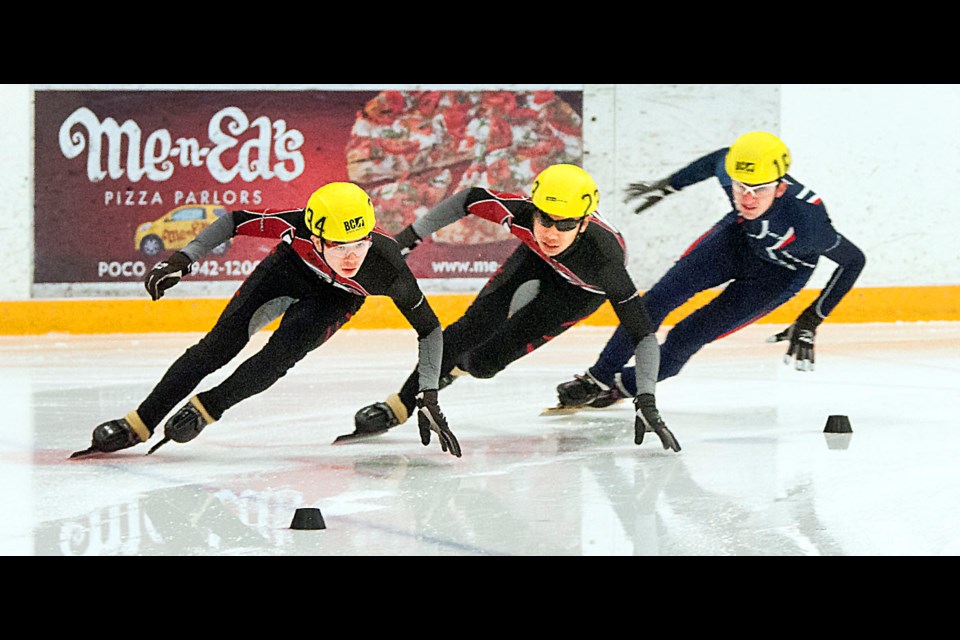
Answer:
[
  {"left": 587, "top": 373, "right": 630, "bottom": 409},
  {"left": 438, "top": 366, "right": 469, "bottom": 391},
  {"left": 334, "top": 393, "right": 410, "bottom": 444},
  {"left": 70, "top": 413, "right": 150, "bottom": 458},
  {"left": 541, "top": 371, "right": 608, "bottom": 416},
  {"left": 586, "top": 387, "right": 626, "bottom": 409},
  {"left": 147, "top": 396, "right": 216, "bottom": 455}
]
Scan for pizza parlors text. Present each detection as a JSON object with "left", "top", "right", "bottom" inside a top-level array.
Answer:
[{"left": 103, "top": 189, "right": 264, "bottom": 207}]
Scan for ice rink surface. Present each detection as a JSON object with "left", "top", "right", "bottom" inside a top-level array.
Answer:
[{"left": 1, "top": 321, "right": 958, "bottom": 556}]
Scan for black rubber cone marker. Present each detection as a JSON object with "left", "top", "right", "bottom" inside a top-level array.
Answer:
[
  {"left": 290, "top": 507, "right": 326, "bottom": 530},
  {"left": 824, "top": 415, "right": 853, "bottom": 433}
]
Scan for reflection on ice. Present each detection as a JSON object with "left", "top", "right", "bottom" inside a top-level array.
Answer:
[{"left": 2, "top": 322, "right": 959, "bottom": 555}]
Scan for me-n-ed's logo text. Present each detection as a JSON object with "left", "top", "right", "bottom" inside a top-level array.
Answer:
[
  {"left": 58, "top": 106, "right": 305, "bottom": 184},
  {"left": 735, "top": 161, "right": 756, "bottom": 173}
]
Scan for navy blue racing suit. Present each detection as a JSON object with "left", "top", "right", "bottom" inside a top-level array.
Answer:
[{"left": 590, "top": 148, "right": 866, "bottom": 394}]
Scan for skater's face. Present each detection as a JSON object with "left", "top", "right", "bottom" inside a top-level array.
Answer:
[
  {"left": 533, "top": 209, "right": 589, "bottom": 256},
  {"left": 732, "top": 180, "right": 787, "bottom": 220},
  {"left": 312, "top": 234, "right": 373, "bottom": 278}
]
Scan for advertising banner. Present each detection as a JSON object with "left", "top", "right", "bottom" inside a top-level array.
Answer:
[{"left": 35, "top": 89, "right": 583, "bottom": 290}]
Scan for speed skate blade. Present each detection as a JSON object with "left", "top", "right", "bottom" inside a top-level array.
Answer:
[
  {"left": 146, "top": 437, "right": 171, "bottom": 455},
  {"left": 69, "top": 447, "right": 99, "bottom": 459},
  {"left": 332, "top": 429, "right": 388, "bottom": 445},
  {"left": 540, "top": 400, "right": 627, "bottom": 417},
  {"left": 540, "top": 405, "right": 586, "bottom": 416}
]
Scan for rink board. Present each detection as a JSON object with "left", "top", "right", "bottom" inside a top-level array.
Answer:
[{"left": 1, "top": 286, "right": 958, "bottom": 335}]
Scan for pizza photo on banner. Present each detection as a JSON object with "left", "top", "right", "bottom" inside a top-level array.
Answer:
[{"left": 34, "top": 89, "right": 584, "bottom": 289}]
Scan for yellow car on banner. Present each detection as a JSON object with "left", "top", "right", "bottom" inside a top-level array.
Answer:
[{"left": 135, "top": 204, "right": 230, "bottom": 256}]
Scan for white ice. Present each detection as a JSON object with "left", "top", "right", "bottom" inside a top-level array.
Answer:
[{"left": 1, "top": 321, "right": 958, "bottom": 556}]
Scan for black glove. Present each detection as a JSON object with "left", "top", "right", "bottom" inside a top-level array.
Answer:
[
  {"left": 767, "top": 308, "right": 822, "bottom": 371},
  {"left": 634, "top": 394, "right": 681, "bottom": 452},
  {"left": 623, "top": 178, "right": 677, "bottom": 214},
  {"left": 145, "top": 251, "right": 192, "bottom": 301},
  {"left": 416, "top": 389, "right": 462, "bottom": 457},
  {"left": 393, "top": 225, "right": 423, "bottom": 258}
]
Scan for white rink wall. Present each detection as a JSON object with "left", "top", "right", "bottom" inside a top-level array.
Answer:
[
  {"left": 2, "top": 83, "right": 958, "bottom": 300},
  {"left": 585, "top": 84, "right": 780, "bottom": 289},
  {"left": 0, "top": 84, "right": 32, "bottom": 300}
]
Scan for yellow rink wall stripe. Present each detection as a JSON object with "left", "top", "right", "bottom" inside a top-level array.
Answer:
[{"left": 0, "top": 285, "right": 958, "bottom": 335}]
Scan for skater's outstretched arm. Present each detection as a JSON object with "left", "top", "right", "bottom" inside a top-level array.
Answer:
[{"left": 768, "top": 234, "right": 866, "bottom": 371}]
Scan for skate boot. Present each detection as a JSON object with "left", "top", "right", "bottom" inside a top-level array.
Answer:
[
  {"left": 556, "top": 371, "right": 608, "bottom": 408},
  {"left": 147, "top": 396, "right": 217, "bottom": 455},
  {"left": 70, "top": 412, "right": 151, "bottom": 458},
  {"left": 335, "top": 394, "right": 411, "bottom": 444},
  {"left": 438, "top": 366, "right": 469, "bottom": 391},
  {"left": 438, "top": 374, "right": 456, "bottom": 391},
  {"left": 354, "top": 393, "right": 410, "bottom": 433},
  {"left": 587, "top": 387, "right": 625, "bottom": 408},
  {"left": 587, "top": 372, "right": 630, "bottom": 409}
]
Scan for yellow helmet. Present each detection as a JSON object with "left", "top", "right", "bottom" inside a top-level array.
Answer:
[
  {"left": 304, "top": 182, "right": 376, "bottom": 242},
  {"left": 724, "top": 131, "right": 791, "bottom": 185},
  {"left": 531, "top": 164, "right": 600, "bottom": 219}
]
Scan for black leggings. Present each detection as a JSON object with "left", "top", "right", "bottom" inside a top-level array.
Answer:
[
  {"left": 136, "top": 245, "right": 362, "bottom": 431},
  {"left": 397, "top": 246, "right": 605, "bottom": 412}
]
